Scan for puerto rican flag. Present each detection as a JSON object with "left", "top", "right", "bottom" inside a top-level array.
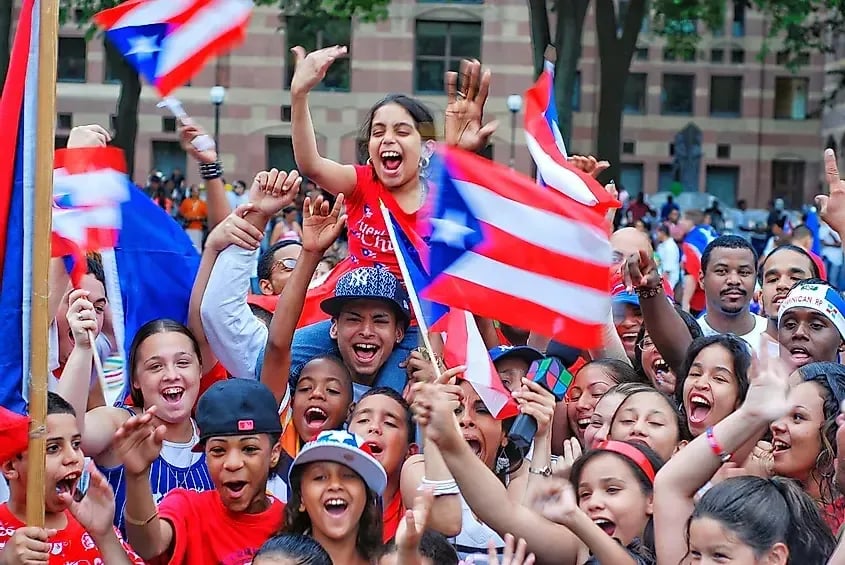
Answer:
[
  {"left": 51, "top": 147, "right": 130, "bottom": 286},
  {"left": 523, "top": 59, "right": 619, "bottom": 215},
  {"left": 443, "top": 309, "right": 519, "bottom": 420},
  {"left": 421, "top": 146, "right": 612, "bottom": 350},
  {"left": 94, "top": 0, "right": 253, "bottom": 97}
]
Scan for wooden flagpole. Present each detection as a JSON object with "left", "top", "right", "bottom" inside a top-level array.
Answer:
[{"left": 26, "top": 0, "right": 59, "bottom": 527}]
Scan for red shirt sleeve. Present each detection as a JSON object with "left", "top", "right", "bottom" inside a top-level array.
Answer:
[{"left": 157, "top": 488, "right": 196, "bottom": 565}]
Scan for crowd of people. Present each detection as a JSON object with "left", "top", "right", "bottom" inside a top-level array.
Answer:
[{"left": 4, "top": 45, "right": 845, "bottom": 565}]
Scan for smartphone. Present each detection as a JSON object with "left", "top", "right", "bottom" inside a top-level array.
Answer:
[{"left": 73, "top": 467, "right": 91, "bottom": 502}]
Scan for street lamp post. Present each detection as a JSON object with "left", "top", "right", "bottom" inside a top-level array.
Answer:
[
  {"left": 506, "top": 94, "right": 523, "bottom": 169},
  {"left": 209, "top": 86, "right": 226, "bottom": 152}
]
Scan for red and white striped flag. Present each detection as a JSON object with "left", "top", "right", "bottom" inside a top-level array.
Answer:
[
  {"left": 443, "top": 309, "right": 518, "bottom": 420},
  {"left": 523, "top": 59, "right": 619, "bottom": 215},
  {"left": 422, "top": 146, "right": 612, "bottom": 350}
]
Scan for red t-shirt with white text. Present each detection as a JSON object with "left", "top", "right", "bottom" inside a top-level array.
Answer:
[
  {"left": 157, "top": 488, "right": 285, "bottom": 565},
  {"left": 0, "top": 504, "right": 144, "bottom": 564},
  {"left": 346, "top": 164, "right": 419, "bottom": 280}
]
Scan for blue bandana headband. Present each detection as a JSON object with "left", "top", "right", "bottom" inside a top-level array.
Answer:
[{"left": 778, "top": 284, "right": 845, "bottom": 341}]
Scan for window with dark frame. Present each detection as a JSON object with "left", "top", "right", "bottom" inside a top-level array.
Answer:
[
  {"left": 717, "top": 144, "right": 731, "bottom": 159},
  {"left": 730, "top": 49, "right": 745, "bottom": 64},
  {"left": 58, "top": 37, "right": 87, "bottom": 82},
  {"left": 732, "top": 0, "right": 746, "bottom": 37},
  {"left": 774, "top": 77, "right": 809, "bottom": 119},
  {"left": 414, "top": 20, "right": 482, "bottom": 93},
  {"left": 285, "top": 17, "right": 352, "bottom": 91},
  {"left": 622, "top": 141, "right": 636, "bottom": 154},
  {"left": 711, "top": 48, "right": 724, "bottom": 63},
  {"left": 661, "top": 74, "right": 694, "bottom": 115},
  {"left": 624, "top": 73, "right": 647, "bottom": 115},
  {"left": 771, "top": 160, "right": 805, "bottom": 208},
  {"left": 56, "top": 113, "right": 73, "bottom": 130},
  {"left": 709, "top": 76, "right": 742, "bottom": 117},
  {"left": 162, "top": 117, "right": 177, "bottom": 133}
]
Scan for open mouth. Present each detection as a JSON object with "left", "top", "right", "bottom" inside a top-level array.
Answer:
[
  {"left": 772, "top": 438, "right": 790, "bottom": 454},
  {"left": 380, "top": 151, "right": 402, "bottom": 172},
  {"left": 55, "top": 472, "right": 80, "bottom": 495},
  {"left": 365, "top": 441, "right": 384, "bottom": 456},
  {"left": 652, "top": 359, "right": 671, "bottom": 383},
  {"left": 161, "top": 386, "right": 185, "bottom": 404},
  {"left": 622, "top": 333, "right": 638, "bottom": 346},
  {"left": 464, "top": 436, "right": 482, "bottom": 457},
  {"left": 577, "top": 417, "right": 591, "bottom": 431},
  {"left": 222, "top": 480, "right": 248, "bottom": 499},
  {"left": 687, "top": 393, "right": 712, "bottom": 424},
  {"left": 304, "top": 407, "right": 329, "bottom": 429},
  {"left": 352, "top": 343, "right": 379, "bottom": 363},
  {"left": 788, "top": 347, "right": 811, "bottom": 364},
  {"left": 593, "top": 518, "right": 616, "bottom": 537},
  {"left": 324, "top": 498, "right": 349, "bottom": 517}
]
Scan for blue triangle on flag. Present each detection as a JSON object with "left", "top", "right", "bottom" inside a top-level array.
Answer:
[
  {"left": 105, "top": 23, "right": 168, "bottom": 86},
  {"left": 428, "top": 154, "right": 484, "bottom": 278}
]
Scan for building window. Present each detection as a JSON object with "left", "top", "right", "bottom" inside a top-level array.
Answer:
[
  {"left": 710, "top": 49, "right": 724, "bottom": 63},
  {"left": 771, "top": 160, "right": 805, "bottom": 208},
  {"left": 414, "top": 20, "right": 482, "bottom": 93},
  {"left": 624, "top": 73, "right": 647, "bottom": 115},
  {"left": 622, "top": 141, "right": 636, "bottom": 154},
  {"left": 776, "top": 51, "right": 810, "bottom": 66},
  {"left": 267, "top": 136, "right": 296, "bottom": 172},
  {"left": 717, "top": 143, "right": 731, "bottom": 159},
  {"left": 151, "top": 141, "right": 186, "bottom": 180},
  {"left": 285, "top": 18, "right": 351, "bottom": 91},
  {"left": 635, "top": 47, "right": 649, "bottom": 61},
  {"left": 110, "top": 114, "right": 118, "bottom": 131},
  {"left": 281, "top": 105, "right": 292, "bottom": 122},
  {"left": 57, "top": 37, "right": 86, "bottom": 82},
  {"left": 162, "top": 117, "right": 177, "bottom": 133},
  {"left": 620, "top": 163, "right": 644, "bottom": 195},
  {"left": 658, "top": 163, "right": 677, "bottom": 192},
  {"left": 55, "top": 136, "right": 68, "bottom": 150},
  {"left": 709, "top": 76, "right": 742, "bottom": 117},
  {"left": 56, "top": 113, "right": 73, "bottom": 130},
  {"left": 732, "top": 0, "right": 745, "bottom": 37},
  {"left": 774, "top": 77, "right": 808, "bottom": 119},
  {"left": 661, "top": 74, "right": 694, "bottom": 115},
  {"left": 730, "top": 49, "right": 745, "bottom": 64},
  {"left": 705, "top": 165, "right": 739, "bottom": 206}
]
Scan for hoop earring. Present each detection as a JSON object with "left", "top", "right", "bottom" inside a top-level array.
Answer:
[
  {"left": 419, "top": 155, "right": 430, "bottom": 172},
  {"left": 366, "top": 157, "right": 372, "bottom": 166}
]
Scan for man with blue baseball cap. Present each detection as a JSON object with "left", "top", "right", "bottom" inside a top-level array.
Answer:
[{"left": 488, "top": 344, "right": 544, "bottom": 390}]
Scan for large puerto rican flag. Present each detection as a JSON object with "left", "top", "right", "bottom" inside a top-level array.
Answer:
[
  {"left": 0, "top": 0, "right": 38, "bottom": 413},
  {"left": 420, "top": 146, "right": 612, "bottom": 350},
  {"left": 94, "top": 0, "right": 253, "bottom": 96},
  {"left": 523, "top": 59, "right": 620, "bottom": 215}
]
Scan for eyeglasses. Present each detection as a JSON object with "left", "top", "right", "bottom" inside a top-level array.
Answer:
[
  {"left": 638, "top": 337, "right": 655, "bottom": 351},
  {"left": 272, "top": 258, "right": 298, "bottom": 272}
]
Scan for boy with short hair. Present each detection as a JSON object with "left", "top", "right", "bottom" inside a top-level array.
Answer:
[
  {"left": 117, "top": 379, "right": 285, "bottom": 564},
  {"left": 0, "top": 394, "right": 143, "bottom": 564}
]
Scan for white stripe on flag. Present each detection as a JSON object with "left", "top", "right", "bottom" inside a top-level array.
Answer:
[
  {"left": 21, "top": 0, "right": 40, "bottom": 403},
  {"left": 111, "top": 0, "right": 197, "bottom": 28},
  {"left": 452, "top": 179, "right": 611, "bottom": 266},
  {"left": 442, "top": 252, "right": 609, "bottom": 325},
  {"left": 53, "top": 207, "right": 122, "bottom": 240},
  {"left": 525, "top": 132, "right": 598, "bottom": 206},
  {"left": 158, "top": 0, "right": 252, "bottom": 76},
  {"left": 100, "top": 249, "right": 125, "bottom": 405},
  {"left": 461, "top": 310, "right": 508, "bottom": 416},
  {"left": 54, "top": 170, "right": 131, "bottom": 205}
]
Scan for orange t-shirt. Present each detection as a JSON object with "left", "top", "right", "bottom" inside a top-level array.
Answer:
[{"left": 179, "top": 198, "right": 207, "bottom": 230}]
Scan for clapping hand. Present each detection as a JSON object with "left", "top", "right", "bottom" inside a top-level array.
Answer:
[
  {"left": 301, "top": 194, "right": 347, "bottom": 255},
  {"left": 741, "top": 336, "right": 793, "bottom": 423},
  {"left": 59, "top": 464, "right": 118, "bottom": 540},
  {"left": 249, "top": 168, "right": 302, "bottom": 218},
  {"left": 113, "top": 407, "right": 166, "bottom": 477},
  {"left": 205, "top": 203, "right": 263, "bottom": 252}
]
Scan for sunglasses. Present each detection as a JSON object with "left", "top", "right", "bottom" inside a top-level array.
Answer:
[{"left": 272, "top": 258, "right": 298, "bottom": 272}]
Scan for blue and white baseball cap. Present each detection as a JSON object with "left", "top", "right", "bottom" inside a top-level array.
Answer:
[
  {"left": 488, "top": 345, "right": 544, "bottom": 365},
  {"left": 321, "top": 266, "right": 411, "bottom": 327},
  {"left": 289, "top": 430, "right": 387, "bottom": 496}
]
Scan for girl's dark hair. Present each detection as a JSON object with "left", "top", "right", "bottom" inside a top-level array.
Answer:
[
  {"left": 582, "top": 357, "right": 649, "bottom": 386},
  {"left": 380, "top": 530, "right": 459, "bottom": 564},
  {"left": 793, "top": 362, "right": 845, "bottom": 515},
  {"left": 351, "top": 386, "right": 415, "bottom": 445},
  {"left": 128, "top": 319, "right": 202, "bottom": 408},
  {"left": 254, "top": 533, "right": 332, "bottom": 564},
  {"left": 570, "top": 441, "right": 663, "bottom": 557},
  {"left": 284, "top": 464, "right": 383, "bottom": 561},
  {"left": 674, "top": 334, "right": 751, "bottom": 425},
  {"left": 356, "top": 94, "right": 436, "bottom": 165},
  {"left": 611, "top": 388, "right": 693, "bottom": 445},
  {"left": 688, "top": 476, "right": 836, "bottom": 564},
  {"left": 759, "top": 244, "right": 821, "bottom": 283},
  {"left": 634, "top": 306, "right": 703, "bottom": 384}
]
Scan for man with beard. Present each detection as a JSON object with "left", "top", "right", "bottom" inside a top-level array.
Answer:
[{"left": 695, "top": 235, "right": 768, "bottom": 349}]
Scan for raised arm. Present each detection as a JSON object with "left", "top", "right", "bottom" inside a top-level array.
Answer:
[
  {"left": 289, "top": 46, "right": 357, "bottom": 196},
  {"left": 56, "top": 290, "right": 127, "bottom": 460},
  {"left": 653, "top": 344, "right": 791, "bottom": 565},
  {"left": 178, "top": 122, "right": 229, "bottom": 228}
]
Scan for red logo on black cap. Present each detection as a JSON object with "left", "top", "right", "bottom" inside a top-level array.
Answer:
[{"left": 238, "top": 420, "right": 254, "bottom": 431}]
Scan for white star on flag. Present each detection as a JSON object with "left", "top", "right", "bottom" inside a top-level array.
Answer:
[
  {"left": 125, "top": 35, "right": 160, "bottom": 61},
  {"left": 430, "top": 210, "right": 474, "bottom": 249}
]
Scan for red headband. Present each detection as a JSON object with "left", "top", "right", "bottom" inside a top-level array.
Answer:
[{"left": 596, "top": 440, "right": 656, "bottom": 484}]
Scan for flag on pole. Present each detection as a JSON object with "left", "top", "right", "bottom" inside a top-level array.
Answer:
[
  {"left": 442, "top": 309, "right": 518, "bottom": 420},
  {"left": 421, "top": 146, "right": 612, "bottom": 350},
  {"left": 0, "top": 0, "right": 38, "bottom": 413},
  {"left": 523, "top": 58, "right": 619, "bottom": 215},
  {"left": 94, "top": 0, "right": 253, "bottom": 96}
]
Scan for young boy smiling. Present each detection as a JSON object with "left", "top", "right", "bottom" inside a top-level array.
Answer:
[
  {"left": 116, "top": 379, "right": 285, "bottom": 564},
  {"left": 0, "top": 394, "right": 143, "bottom": 564}
]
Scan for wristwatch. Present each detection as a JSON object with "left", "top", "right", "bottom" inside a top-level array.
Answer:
[{"left": 528, "top": 466, "right": 552, "bottom": 477}]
